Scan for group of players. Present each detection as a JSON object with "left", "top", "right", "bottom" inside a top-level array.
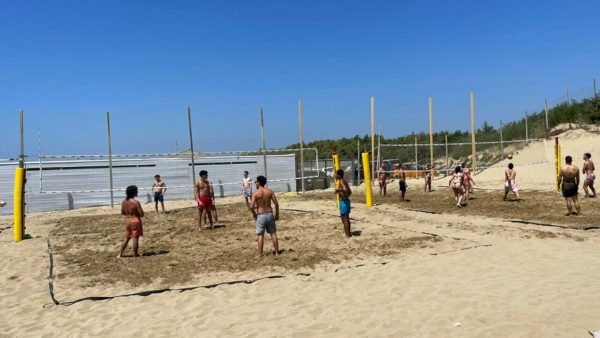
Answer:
[
  {"left": 117, "top": 152, "right": 595, "bottom": 258},
  {"left": 374, "top": 152, "right": 596, "bottom": 215}
]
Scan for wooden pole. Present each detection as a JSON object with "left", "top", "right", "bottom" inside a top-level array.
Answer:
[
  {"left": 260, "top": 106, "right": 268, "bottom": 181},
  {"left": 470, "top": 92, "right": 476, "bottom": 172},
  {"left": 377, "top": 126, "right": 381, "bottom": 172},
  {"left": 525, "top": 109, "right": 529, "bottom": 142},
  {"left": 106, "top": 111, "right": 114, "bottom": 208},
  {"left": 594, "top": 79, "right": 597, "bottom": 99},
  {"left": 19, "top": 110, "right": 25, "bottom": 168},
  {"left": 371, "top": 96, "right": 375, "bottom": 185},
  {"left": 298, "top": 98, "right": 305, "bottom": 194},
  {"left": 500, "top": 120, "right": 504, "bottom": 159},
  {"left": 357, "top": 139, "right": 360, "bottom": 184},
  {"left": 444, "top": 133, "right": 448, "bottom": 176},
  {"left": 566, "top": 88, "right": 570, "bottom": 106},
  {"left": 428, "top": 97, "right": 434, "bottom": 174},
  {"left": 414, "top": 134, "right": 418, "bottom": 178},
  {"left": 544, "top": 98, "right": 549, "bottom": 130},
  {"left": 187, "top": 107, "right": 196, "bottom": 187}
]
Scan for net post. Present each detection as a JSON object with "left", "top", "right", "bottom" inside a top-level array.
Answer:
[
  {"left": 332, "top": 146, "right": 340, "bottom": 209},
  {"left": 525, "top": 109, "right": 528, "bottom": 142},
  {"left": 470, "top": 92, "right": 476, "bottom": 173},
  {"left": 428, "top": 97, "right": 434, "bottom": 177},
  {"left": 362, "top": 152, "right": 372, "bottom": 208},
  {"left": 187, "top": 107, "right": 196, "bottom": 194},
  {"left": 499, "top": 120, "right": 504, "bottom": 160},
  {"left": 14, "top": 109, "right": 25, "bottom": 242},
  {"left": 594, "top": 79, "right": 597, "bottom": 99},
  {"left": 260, "top": 106, "right": 268, "bottom": 181},
  {"left": 298, "top": 98, "right": 305, "bottom": 194},
  {"left": 370, "top": 97, "right": 375, "bottom": 187},
  {"left": 414, "top": 134, "right": 418, "bottom": 179},
  {"left": 444, "top": 133, "right": 448, "bottom": 176},
  {"left": 106, "top": 111, "right": 114, "bottom": 208},
  {"left": 566, "top": 88, "right": 570, "bottom": 106}
]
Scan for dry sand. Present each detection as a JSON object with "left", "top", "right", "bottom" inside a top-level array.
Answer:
[{"left": 2, "top": 128, "right": 600, "bottom": 337}]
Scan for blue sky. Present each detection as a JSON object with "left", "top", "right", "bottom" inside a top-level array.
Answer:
[{"left": 1, "top": 0, "right": 599, "bottom": 158}]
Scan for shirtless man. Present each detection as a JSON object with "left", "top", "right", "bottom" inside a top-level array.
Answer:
[
  {"left": 582, "top": 153, "right": 596, "bottom": 198},
  {"left": 503, "top": 163, "right": 521, "bottom": 201},
  {"left": 423, "top": 164, "right": 432, "bottom": 192},
  {"left": 377, "top": 163, "right": 387, "bottom": 196},
  {"left": 558, "top": 155, "right": 581, "bottom": 216},
  {"left": 241, "top": 171, "right": 253, "bottom": 206},
  {"left": 335, "top": 169, "right": 352, "bottom": 238},
  {"left": 249, "top": 175, "right": 279, "bottom": 257},
  {"left": 195, "top": 170, "right": 214, "bottom": 230},
  {"left": 397, "top": 162, "right": 407, "bottom": 202},
  {"left": 152, "top": 174, "right": 167, "bottom": 213},
  {"left": 118, "top": 185, "right": 145, "bottom": 258},
  {"left": 461, "top": 163, "right": 475, "bottom": 200}
]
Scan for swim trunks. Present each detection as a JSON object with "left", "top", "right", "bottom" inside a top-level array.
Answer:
[
  {"left": 504, "top": 181, "right": 518, "bottom": 193},
  {"left": 124, "top": 217, "right": 143, "bottom": 238},
  {"left": 243, "top": 187, "right": 252, "bottom": 199},
  {"left": 256, "top": 212, "right": 276, "bottom": 235},
  {"left": 562, "top": 182, "right": 578, "bottom": 198},
  {"left": 399, "top": 180, "right": 407, "bottom": 192},
  {"left": 585, "top": 173, "right": 595, "bottom": 183},
  {"left": 154, "top": 193, "right": 164, "bottom": 202},
  {"left": 197, "top": 195, "right": 212, "bottom": 210},
  {"left": 339, "top": 198, "right": 351, "bottom": 216}
]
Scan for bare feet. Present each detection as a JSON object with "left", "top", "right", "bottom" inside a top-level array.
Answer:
[{"left": 117, "top": 254, "right": 122, "bottom": 258}]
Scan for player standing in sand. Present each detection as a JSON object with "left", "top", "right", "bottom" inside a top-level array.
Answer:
[
  {"left": 449, "top": 166, "right": 465, "bottom": 207},
  {"left": 249, "top": 175, "right": 280, "bottom": 257},
  {"left": 195, "top": 170, "right": 214, "bottom": 230},
  {"left": 398, "top": 162, "right": 407, "bottom": 202},
  {"left": 503, "top": 163, "right": 520, "bottom": 201},
  {"left": 241, "top": 171, "right": 253, "bottom": 206},
  {"left": 152, "top": 174, "right": 167, "bottom": 213},
  {"left": 582, "top": 153, "right": 596, "bottom": 198},
  {"left": 335, "top": 169, "right": 353, "bottom": 238},
  {"left": 118, "top": 185, "right": 145, "bottom": 258},
  {"left": 423, "top": 163, "right": 432, "bottom": 192},
  {"left": 558, "top": 155, "right": 581, "bottom": 216},
  {"left": 461, "top": 163, "right": 475, "bottom": 200},
  {"left": 377, "top": 163, "right": 387, "bottom": 196}
]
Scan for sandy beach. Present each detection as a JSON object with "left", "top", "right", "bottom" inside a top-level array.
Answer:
[{"left": 1, "top": 129, "right": 600, "bottom": 337}]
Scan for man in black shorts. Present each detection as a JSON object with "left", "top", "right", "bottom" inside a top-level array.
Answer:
[
  {"left": 152, "top": 174, "right": 167, "bottom": 213},
  {"left": 558, "top": 155, "right": 581, "bottom": 216},
  {"left": 398, "top": 162, "right": 407, "bottom": 202}
]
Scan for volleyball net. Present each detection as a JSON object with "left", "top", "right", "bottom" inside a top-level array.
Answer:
[{"left": 379, "top": 137, "right": 550, "bottom": 178}]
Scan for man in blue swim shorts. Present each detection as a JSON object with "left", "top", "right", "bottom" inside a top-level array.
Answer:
[{"left": 334, "top": 169, "right": 352, "bottom": 238}]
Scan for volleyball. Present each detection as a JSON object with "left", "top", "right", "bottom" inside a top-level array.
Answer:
[
  {"left": 0, "top": 200, "right": 6, "bottom": 207},
  {"left": 507, "top": 154, "right": 513, "bottom": 160}
]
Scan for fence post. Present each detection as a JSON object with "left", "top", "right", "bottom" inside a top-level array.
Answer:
[
  {"left": 500, "top": 120, "right": 504, "bottom": 160},
  {"left": 106, "top": 111, "right": 114, "bottom": 208},
  {"left": 414, "top": 134, "right": 418, "bottom": 178},
  {"left": 260, "top": 106, "right": 268, "bottom": 181},
  {"left": 525, "top": 109, "right": 529, "bottom": 142},
  {"left": 444, "top": 133, "right": 448, "bottom": 176},
  {"left": 298, "top": 98, "right": 305, "bottom": 194},
  {"left": 187, "top": 107, "right": 196, "bottom": 191}
]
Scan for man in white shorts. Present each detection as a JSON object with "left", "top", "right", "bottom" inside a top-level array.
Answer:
[
  {"left": 503, "top": 163, "right": 520, "bottom": 201},
  {"left": 241, "top": 171, "right": 253, "bottom": 206}
]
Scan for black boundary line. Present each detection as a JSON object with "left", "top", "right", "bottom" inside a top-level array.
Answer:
[
  {"left": 45, "top": 238, "right": 299, "bottom": 308},
  {"left": 43, "top": 207, "right": 496, "bottom": 308},
  {"left": 507, "top": 219, "right": 600, "bottom": 231}
]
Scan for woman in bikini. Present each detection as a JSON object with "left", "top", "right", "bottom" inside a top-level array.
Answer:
[{"left": 449, "top": 166, "right": 465, "bottom": 207}]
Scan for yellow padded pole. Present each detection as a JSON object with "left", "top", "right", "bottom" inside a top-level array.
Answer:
[
  {"left": 362, "top": 152, "right": 373, "bottom": 208},
  {"left": 13, "top": 167, "right": 24, "bottom": 242}
]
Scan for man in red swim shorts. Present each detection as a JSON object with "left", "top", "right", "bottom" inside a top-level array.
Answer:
[
  {"left": 195, "top": 170, "right": 214, "bottom": 230},
  {"left": 118, "top": 185, "right": 145, "bottom": 258}
]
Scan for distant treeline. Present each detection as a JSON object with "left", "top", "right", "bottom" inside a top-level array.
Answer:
[{"left": 286, "top": 96, "right": 600, "bottom": 163}]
